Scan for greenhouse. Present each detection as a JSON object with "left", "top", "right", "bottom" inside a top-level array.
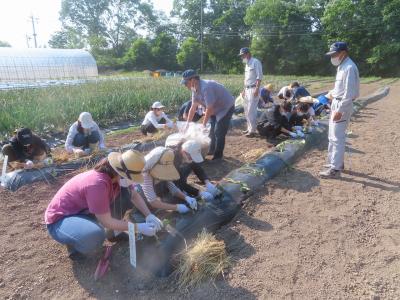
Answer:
[{"left": 0, "top": 48, "right": 98, "bottom": 82}]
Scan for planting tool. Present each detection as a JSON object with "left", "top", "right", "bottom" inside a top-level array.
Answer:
[{"left": 94, "top": 245, "right": 112, "bottom": 281}]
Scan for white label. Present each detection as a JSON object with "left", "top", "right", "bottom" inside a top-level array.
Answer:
[
  {"left": 1, "top": 155, "right": 8, "bottom": 186},
  {"left": 128, "top": 222, "right": 136, "bottom": 268}
]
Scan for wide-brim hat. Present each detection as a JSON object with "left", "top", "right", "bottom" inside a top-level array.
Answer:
[
  {"left": 147, "top": 148, "right": 180, "bottom": 181},
  {"left": 298, "top": 96, "right": 317, "bottom": 104},
  {"left": 182, "top": 140, "right": 204, "bottom": 163},
  {"left": 108, "top": 150, "right": 145, "bottom": 184}
]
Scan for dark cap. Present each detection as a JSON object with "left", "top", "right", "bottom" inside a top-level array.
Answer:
[
  {"left": 326, "top": 42, "right": 348, "bottom": 56},
  {"left": 16, "top": 128, "right": 33, "bottom": 146},
  {"left": 180, "top": 69, "right": 198, "bottom": 85},
  {"left": 238, "top": 47, "right": 250, "bottom": 56}
]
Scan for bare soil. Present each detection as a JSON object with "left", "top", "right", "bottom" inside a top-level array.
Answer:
[{"left": 0, "top": 80, "right": 397, "bottom": 299}]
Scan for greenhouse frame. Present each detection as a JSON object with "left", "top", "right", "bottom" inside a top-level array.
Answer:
[{"left": 0, "top": 48, "right": 98, "bottom": 82}]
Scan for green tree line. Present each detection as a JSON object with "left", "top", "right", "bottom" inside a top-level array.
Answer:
[{"left": 49, "top": 0, "right": 400, "bottom": 76}]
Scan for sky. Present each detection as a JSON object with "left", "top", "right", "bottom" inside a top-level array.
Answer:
[{"left": 0, "top": 0, "right": 174, "bottom": 48}]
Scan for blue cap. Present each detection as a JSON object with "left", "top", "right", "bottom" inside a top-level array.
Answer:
[
  {"left": 180, "top": 69, "right": 197, "bottom": 85},
  {"left": 326, "top": 42, "right": 348, "bottom": 56},
  {"left": 238, "top": 47, "right": 250, "bottom": 56}
]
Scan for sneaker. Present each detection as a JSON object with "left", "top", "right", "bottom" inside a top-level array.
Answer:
[
  {"left": 245, "top": 132, "right": 256, "bottom": 138},
  {"left": 324, "top": 163, "right": 344, "bottom": 170},
  {"left": 319, "top": 168, "right": 341, "bottom": 178},
  {"left": 242, "top": 130, "right": 249, "bottom": 134}
]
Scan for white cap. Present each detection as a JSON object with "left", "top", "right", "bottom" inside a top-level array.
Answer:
[
  {"left": 182, "top": 140, "right": 203, "bottom": 163},
  {"left": 78, "top": 112, "right": 95, "bottom": 129},
  {"left": 151, "top": 101, "right": 165, "bottom": 109}
]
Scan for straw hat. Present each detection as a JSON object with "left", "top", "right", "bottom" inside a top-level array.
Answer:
[
  {"left": 145, "top": 147, "right": 180, "bottom": 181},
  {"left": 265, "top": 83, "right": 274, "bottom": 91},
  {"left": 108, "top": 150, "right": 145, "bottom": 184}
]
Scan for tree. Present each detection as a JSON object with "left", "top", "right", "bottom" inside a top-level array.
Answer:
[
  {"left": 0, "top": 40, "right": 11, "bottom": 47},
  {"left": 48, "top": 29, "right": 85, "bottom": 49},
  {"left": 150, "top": 32, "right": 178, "bottom": 70},
  {"left": 177, "top": 37, "right": 201, "bottom": 69},
  {"left": 124, "top": 38, "right": 153, "bottom": 69}
]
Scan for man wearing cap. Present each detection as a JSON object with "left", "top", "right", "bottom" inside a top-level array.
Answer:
[
  {"left": 239, "top": 47, "right": 263, "bottom": 138},
  {"left": 141, "top": 101, "right": 174, "bottom": 136},
  {"left": 320, "top": 42, "right": 359, "bottom": 178},
  {"left": 2, "top": 127, "right": 51, "bottom": 169},
  {"left": 65, "top": 112, "right": 106, "bottom": 156},
  {"left": 181, "top": 70, "right": 234, "bottom": 160}
]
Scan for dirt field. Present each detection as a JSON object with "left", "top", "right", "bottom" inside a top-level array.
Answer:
[{"left": 0, "top": 80, "right": 397, "bottom": 299}]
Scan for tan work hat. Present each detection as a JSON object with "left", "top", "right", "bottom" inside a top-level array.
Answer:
[
  {"left": 108, "top": 150, "right": 145, "bottom": 184},
  {"left": 145, "top": 147, "right": 180, "bottom": 181},
  {"left": 182, "top": 140, "right": 204, "bottom": 163}
]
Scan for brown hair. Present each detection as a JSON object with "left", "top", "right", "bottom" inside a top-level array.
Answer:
[{"left": 94, "top": 158, "right": 119, "bottom": 179}]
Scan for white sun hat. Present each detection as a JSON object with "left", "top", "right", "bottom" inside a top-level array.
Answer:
[{"left": 78, "top": 112, "right": 95, "bottom": 129}]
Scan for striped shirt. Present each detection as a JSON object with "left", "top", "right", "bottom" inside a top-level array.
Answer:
[{"left": 140, "top": 171, "right": 180, "bottom": 202}]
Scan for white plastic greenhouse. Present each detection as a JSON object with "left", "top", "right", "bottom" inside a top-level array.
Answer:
[{"left": 0, "top": 48, "right": 98, "bottom": 82}]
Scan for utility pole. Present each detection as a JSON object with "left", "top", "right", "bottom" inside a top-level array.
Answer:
[
  {"left": 200, "top": 0, "right": 203, "bottom": 73},
  {"left": 29, "top": 15, "right": 38, "bottom": 48}
]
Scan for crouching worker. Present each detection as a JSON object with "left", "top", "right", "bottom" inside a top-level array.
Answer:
[
  {"left": 166, "top": 139, "right": 219, "bottom": 201},
  {"left": 65, "top": 112, "right": 106, "bottom": 157},
  {"left": 2, "top": 127, "right": 51, "bottom": 169},
  {"left": 44, "top": 150, "right": 162, "bottom": 259},
  {"left": 259, "top": 83, "right": 274, "bottom": 108},
  {"left": 141, "top": 147, "right": 198, "bottom": 214},
  {"left": 257, "top": 102, "right": 298, "bottom": 139},
  {"left": 178, "top": 100, "right": 204, "bottom": 122},
  {"left": 141, "top": 101, "right": 174, "bottom": 136}
]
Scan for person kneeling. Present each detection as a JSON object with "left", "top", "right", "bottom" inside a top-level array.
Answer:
[
  {"left": 44, "top": 150, "right": 161, "bottom": 259},
  {"left": 65, "top": 112, "right": 106, "bottom": 157},
  {"left": 141, "top": 101, "right": 174, "bottom": 136},
  {"left": 140, "top": 147, "right": 198, "bottom": 214},
  {"left": 166, "top": 139, "right": 219, "bottom": 201},
  {"left": 2, "top": 127, "right": 51, "bottom": 169}
]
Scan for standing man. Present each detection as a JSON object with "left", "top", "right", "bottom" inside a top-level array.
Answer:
[
  {"left": 320, "top": 42, "right": 359, "bottom": 178},
  {"left": 239, "top": 47, "right": 263, "bottom": 138},
  {"left": 181, "top": 69, "right": 235, "bottom": 160}
]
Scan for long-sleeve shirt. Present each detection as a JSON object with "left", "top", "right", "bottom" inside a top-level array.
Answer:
[
  {"left": 141, "top": 111, "right": 173, "bottom": 128},
  {"left": 140, "top": 172, "right": 180, "bottom": 203},
  {"left": 65, "top": 121, "right": 105, "bottom": 152},
  {"left": 330, "top": 57, "right": 360, "bottom": 113},
  {"left": 291, "top": 86, "right": 310, "bottom": 102},
  {"left": 244, "top": 57, "right": 263, "bottom": 87}
]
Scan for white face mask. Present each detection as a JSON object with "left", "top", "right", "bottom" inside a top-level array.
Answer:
[
  {"left": 119, "top": 178, "right": 132, "bottom": 188},
  {"left": 331, "top": 56, "right": 342, "bottom": 66},
  {"left": 242, "top": 58, "right": 248, "bottom": 64},
  {"left": 297, "top": 112, "right": 304, "bottom": 117},
  {"left": 191, "top": 87, "right": 196, "bottom": 93}
]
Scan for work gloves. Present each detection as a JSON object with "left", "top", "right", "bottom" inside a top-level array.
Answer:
[
  {"left": 289, "top": 132, "right": 298, "bottom": 138},
  {"left": 24, "top": 160, "right": 34, "bottom": 169},
  {"left": 185, "top": 196, "right": 197, "bottom": 210},
  {"left": 199, "top": 191, "right": 214, "bottom": 202},
  {"left": 145, "top": 214, "right": 163, "bottom": 231},
  {"left": 137, "top": 223, "right": 156, "bottom": 236},
  {"left": 176, "top": 204, "right": 191, "bottom": 214},
  {"left": 205, "top": 181, "right": 219, "bottom": 196}
]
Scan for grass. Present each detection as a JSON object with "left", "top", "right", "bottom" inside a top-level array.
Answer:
[{"left": 0, "top": 74, "right": 380, "bottom": 140}]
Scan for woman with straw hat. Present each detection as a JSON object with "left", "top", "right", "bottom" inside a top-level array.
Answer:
[
  {"left": 140, "top": 146, "right": 198, "bottom": 213},
  {"left": 44, "top": 149, "right": 162, "bottom": 260}
]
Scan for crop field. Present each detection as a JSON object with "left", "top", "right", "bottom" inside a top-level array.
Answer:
[{"left": 0, "top": 74, "right": 387, "bottom": 139}]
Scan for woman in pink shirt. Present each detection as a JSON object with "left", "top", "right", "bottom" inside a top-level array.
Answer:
[{"left": 44, "top": 150, "right": 163, "bottom": 259}]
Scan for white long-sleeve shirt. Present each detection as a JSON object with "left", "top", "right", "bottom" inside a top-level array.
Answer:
[
  {"left": 141, "top": 171, "right": 180, "bottom": 203},
  {"left": 244, "top": 57, "right": 263, "bottom": 87},
  {"left": 330, "top": 57, "right": 360, "bottom": 113},
  {"left": 141, "top": 111, "right": 174, "bottom": 128},
  {"left": 65, "top": 121, "right": 105, "bottom": 152}
]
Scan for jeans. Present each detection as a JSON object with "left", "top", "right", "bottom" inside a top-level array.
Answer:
[
  {"left": 141, "top": 118, "right": 166, "bottom": 135},
  {"left": 209, "top": 106, "right": 234, "bottom": 159},
  {"left": 47, "top": 188, "right": 132, "bottom": 255},
  {"left": 72, "top": 130, "right": 100, "bottom": 149},
  {"left": 174, "top": 162, "right": 208, "bottom": 196}
]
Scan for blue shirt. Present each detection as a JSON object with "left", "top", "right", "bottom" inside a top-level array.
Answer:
[
  {"left": 291, "top": 86, "right": 310, "bottom": 101},
  {"left": 260, "top": 88, "right": 273, "bottom": 103},
  {"left": 192, "top": 80, "right": 234, "bottom": 121}
]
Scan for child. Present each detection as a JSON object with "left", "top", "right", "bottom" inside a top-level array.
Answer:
[
  {"left": 178, "top": 100, "right": 204, "bottom": 122},
  {"left": 141, "top": 101, "right": 174, "bottom": 136},
  {"left": 289, "top": 81, "right": 310, "bottom": 103},
  {"left": 259, "top": 83, "right": 274, "bottom": 108}
]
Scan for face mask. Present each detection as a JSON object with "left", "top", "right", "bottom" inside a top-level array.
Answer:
[
  {"left": 297, "top": 112, "right": 304, "bottom": 117},
  {"left": 119, "top": 178, "right": 132, "bottom": 188},
  {"left": 242, "top": 58, "right": 248, "bottom": 64},
  {"left": 331, "top": 56, "right": 342, "bottom": 66}
]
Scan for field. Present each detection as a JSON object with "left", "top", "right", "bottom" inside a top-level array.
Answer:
[{"left": 0, "top": 74, "right": 342, "bottom": 140}]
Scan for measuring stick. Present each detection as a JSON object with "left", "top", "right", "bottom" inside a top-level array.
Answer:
[{"left": 128, "top": 222, "right": 136, "bottom": 268}]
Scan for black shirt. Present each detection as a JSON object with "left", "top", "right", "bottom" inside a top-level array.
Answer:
[{"left": 9, "top": 134, "right": 50, "bottom": 161}]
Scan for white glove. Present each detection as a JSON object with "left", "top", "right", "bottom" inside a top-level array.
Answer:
[
  {"left": 199, "top": 191, "right": 214, "bottom": 202},
  {"left": 185, "top": 196, "right": 197, "bottom": 210},
  {"left": 293, "top": 126, "right": 303, "bottom": 131},
  {"left": 43, "top": 157, "right": 53, "bottom": 165},
  {"left": 137, "top": 223, "right": 156, "bottom": 236},
  {"left": 145, "top": 214, "right": 163, "bottom": 231},
  {"left": 73, "top": 148, "right": 85, "bottom": 157},
  {"left": 289, "top": 132, "right": 298, "bottom": 138},
  {"left": 296, "top": 130, "right": 305, "bottom": 138},
  {"left": 205, "top": 181, "right": 219, "bottom": 196},
  {"left": 24, "top": 160, "right": 34, "bottom": 169},
  {"left": 176, "top": 204, "right": 190, "bottom": 214},
  {"left": 311, "top": 120, "right": 319, "bottom": 126}
]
